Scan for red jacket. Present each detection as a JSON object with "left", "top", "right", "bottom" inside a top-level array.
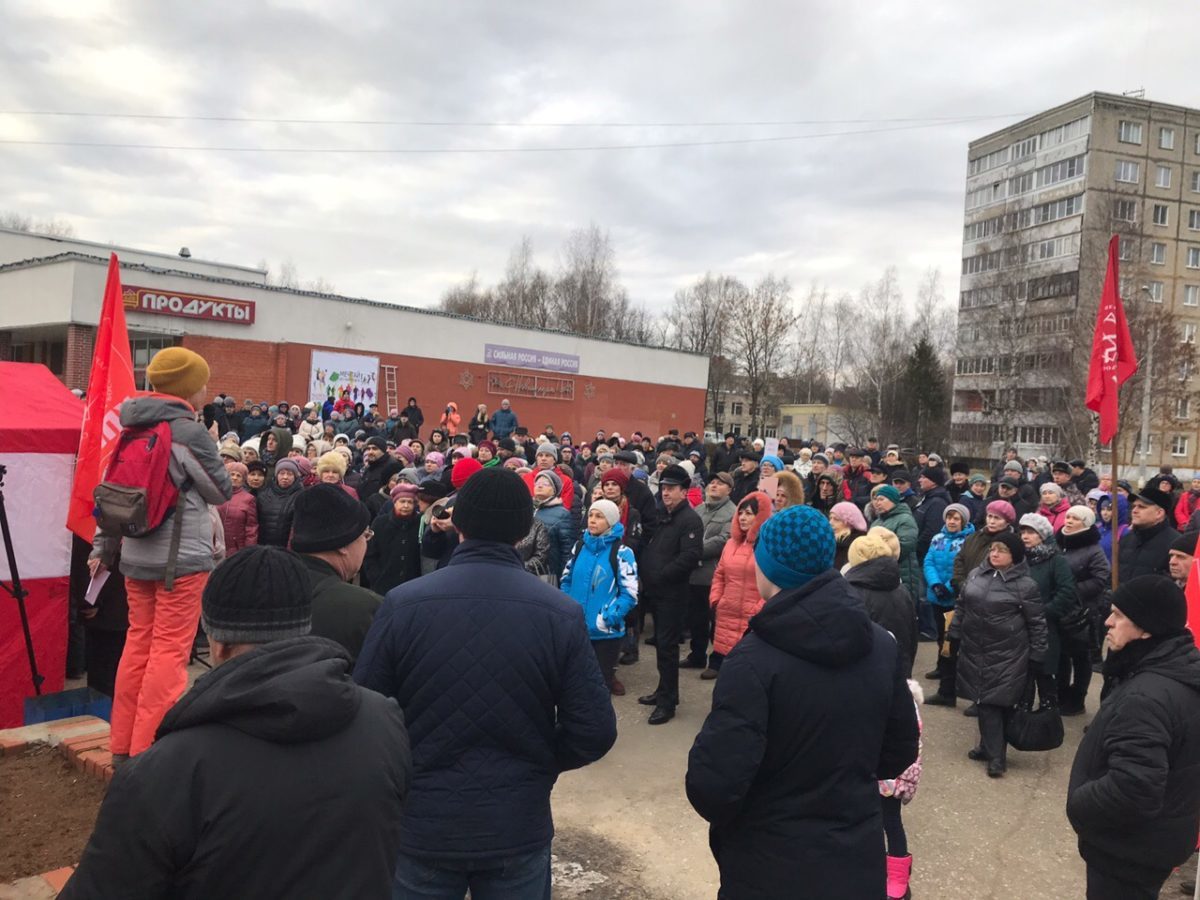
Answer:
[
  {"left": 709, "top": 491, "right": 772, "bottom": 656},
  {"left": 218, "top": 488, "right": 258, "bottom": 554},
  {"left": 1176, "top": 491, "right": 1200, "bottom": 530}
]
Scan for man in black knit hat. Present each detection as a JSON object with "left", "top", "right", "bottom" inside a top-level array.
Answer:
[
  {"left": 293, "top": 484, "right": 382, "bottom": 660},
  {"left": 62, "top": 546, "right": 411, "bottom": 900},
  {"left": 1067, "top": 575, "right": 1200, "bottom": 900},
  {"left": 354, "top": 467, "right": 616, "bottom": 898}
]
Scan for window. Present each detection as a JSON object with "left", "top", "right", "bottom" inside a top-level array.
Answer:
[
  {"left": 966, "top": 182, "right": 1006, "bottom": 210},
  {"left": 1162, "top": 127, "right": 1176, "bottom": 150},
  {"left": 1153, "top": 204, "right": 1170, "bottom": 226},
  {"left": 1190, "top": 209, "right": 1200, "bottom": 230},
  {"left": 1115, "top": 160, "right": 1140, "bottom": 183},
  {"left": 1113, "top": 199, "right": 1138, "bottom": 222},
  {"left": 1009, "top": 171, "right": 1035, "bottom": 196},
  {"left": 1041, "top": 115, "right": 1090, "bottom": 149},
  {"left": 1178, "top": 397, "right": 1192, "bottom": 419},
  {"left": 129, "top": 336, "right": 180, "bottom": 389},
  {"left": 1119, "top": 120, "right": 1144, "bottom": 144},
  {"left": 1147, "top": 281, "right": 1165, "bottom": 302},
  {"left": 964, "top": 214, "right": 1004, "bottom": 242},
  {"left": 731, "top": 402, "right": 744, "bottom": 416},
  {"left": 1151, "top": 242, "right": 1167, "bottom": 264},
  {"left": 1012, "top": 136, "right": 1038, "bottom": 159},
  {"left": 963, "top": 250, "right": 1003, "bottom": 275},
  {"left": 1027, "top": 271, "right": 1078, "bottom": 301},
  {"left": 1188, "top": 247, "right": 1200, "bottom": 268},
  {"left": 1172, "top": 435, "right": 1189, "bottom": 458},
  {"left": 1185, "top": 324, "right": 1198, "bottom": 345},
  {"left": 1037, "top": 154, "right": 1085, "bottom": 187},
  {"left": 968, "top": 146, "right": 1009, "bottom": 176},
  {"left": 1118, "top": 237, "right": 1135, "bottom": 261},
  {"left": 1186, "top": 285, "right": 1200, "bottom": 307},
  {"left": 1196, "top": 132, "right": 1200, "bottom": 154},
  {"left": 1194, "top": 171, "right": 1200, "bottom": 193},
  {"left": 1156, "top": 165, "right": 1172, "bottom": 188}
]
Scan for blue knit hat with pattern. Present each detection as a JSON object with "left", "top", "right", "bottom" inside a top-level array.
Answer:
[{"left": 753, "top": 505, "right": 836, "bottom": 590}]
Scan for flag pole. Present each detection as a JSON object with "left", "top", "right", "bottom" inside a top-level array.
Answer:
[{"left": 1110, "top": 430, "right": 1119, "bottom": 591}]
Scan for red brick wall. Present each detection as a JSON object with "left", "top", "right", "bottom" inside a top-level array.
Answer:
[
  {"left": 175, "top": 335, "right": 706, "bottom": 438},
  {"left": 64, "top": 324, "right": 95, "bottom": 390},
  {"left": 181, "top": 335, "right": 287, "bottom": 405}
]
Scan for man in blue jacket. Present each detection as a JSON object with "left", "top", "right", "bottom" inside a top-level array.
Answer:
[
  {"left": 487, "top": 397, "right": 519, "bottom": 440},
  {"left": 354, "top": 467, "right": 616, "bottom": 899}
]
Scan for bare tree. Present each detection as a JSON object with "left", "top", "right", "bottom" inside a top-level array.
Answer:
[
  {"left": 494, "top": 236, "right": 553, "bottom": 329},
  {"left": 728, "top": 274, "right": 797, "bottom": 436},
  {"left": 552, "top": 224, "right": 621, "bottom": 336},
  {"left": 0, "top": 211, "right": 75, "bottom": 237},
  {"left": 664, "top": 273, "right": 745, "bottom": 428},
  {"left": 439, "top": 272, "right": 494, "bottom": 319}
]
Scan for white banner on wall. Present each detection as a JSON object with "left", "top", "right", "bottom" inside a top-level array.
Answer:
[{"left": 310, "top": 351, "right": 380, "bottom": 405}]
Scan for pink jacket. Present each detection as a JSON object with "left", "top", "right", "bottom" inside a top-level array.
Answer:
[
  {"left": 218, "top": 488, "right": 258, "bottom": 554},
  {"left": 709, "top": 491, "right": 772, "bottom": 656},
  {"left": 880, "top": 680, "right": 924, "bottom": 803}
]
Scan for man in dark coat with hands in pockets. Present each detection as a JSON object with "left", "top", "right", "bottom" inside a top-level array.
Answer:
[
  {"left": 686, "top": 505, "right": 920, "bottom": 900},
  {"left": 1067, "top": 575, "right": 1200, "bottom": 900},
  {"left": 354, "top": 467, "right": 616, "bottom": 899}
]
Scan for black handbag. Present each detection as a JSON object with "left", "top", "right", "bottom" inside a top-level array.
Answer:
[
  {"left": 1005, "top": 672, "right": 1064, "bottom": 752},
  {"left": 1056, "top": 603, "right": 1093, "bottom": 648}
]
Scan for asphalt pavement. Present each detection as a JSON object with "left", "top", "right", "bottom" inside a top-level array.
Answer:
[{"left": 550, "top": 641, "right": 1197, "bottom": 900}]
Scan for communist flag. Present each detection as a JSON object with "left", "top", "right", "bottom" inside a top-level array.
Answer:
[
  {"left": 66, "top": 254, "right": 138, "bottom": 541},
  {"left": 1188, "top": 556, "right": 1200, "bottom": 649},
  {"left": 1085, "top": 235, "right": 1139, "bottom": 446}
]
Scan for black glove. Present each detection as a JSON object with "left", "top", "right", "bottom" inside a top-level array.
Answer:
[
  {"left": 1029, "top": 657, "right": 1048, "bottom": 676},
  {"left": 931, "top": 583, "right": 951, "bottom": 603}
]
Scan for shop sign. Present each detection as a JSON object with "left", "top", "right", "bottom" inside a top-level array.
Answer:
[
  {"left": 486, "top": 370, "right": 575, "bottom": 401},
  {"left": 123, "top": 286, "right": 256, "bottom": 325},
  {"left": 484, "top": 343, "right": 580, "bottom": 374}
]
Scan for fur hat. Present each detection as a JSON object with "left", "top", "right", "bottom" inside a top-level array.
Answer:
[
  {"left": 316, "top": 451, "right": 347, "bottom": 476},
  {"left": 848, "top": 528, "right": 901, "bottom": 566}
]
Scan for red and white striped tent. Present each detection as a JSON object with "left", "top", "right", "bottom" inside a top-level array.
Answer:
[{"left": 0, "top": 362, "right": 83, "bottom": 727}]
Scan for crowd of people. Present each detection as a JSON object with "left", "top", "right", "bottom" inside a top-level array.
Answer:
[{"left": 57, "top": 346, "right": 1200, "bottom": 900}]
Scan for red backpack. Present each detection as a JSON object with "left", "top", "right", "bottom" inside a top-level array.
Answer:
[{"left": 93, "top": 421, "right": 180, "bottom": 537}]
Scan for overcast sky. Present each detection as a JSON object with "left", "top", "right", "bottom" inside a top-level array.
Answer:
[{"left": 1, "top": 1, "right": 1196, "bottom": 314}]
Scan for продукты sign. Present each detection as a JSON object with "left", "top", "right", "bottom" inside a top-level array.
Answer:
[
  {"left": 484, "top": 343, "right": 580, "bottom": 374},
  {"left": 123, "top": 286, "right": 255, "bottom": 325}
]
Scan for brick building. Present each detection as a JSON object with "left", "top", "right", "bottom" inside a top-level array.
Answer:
[{"left": 0, "top": 228, "right": 708, "bottom": 438}]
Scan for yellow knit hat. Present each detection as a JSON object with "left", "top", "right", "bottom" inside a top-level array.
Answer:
[
  {"left": 847, "top": 527, "right": 901, "bottom": 568},
  {"left": 146, "top": 347, "right": 210, "bottom": 400}
]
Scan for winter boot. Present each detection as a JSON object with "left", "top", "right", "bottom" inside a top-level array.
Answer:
[{"left": 886, "top": 854, "right": 912, "bottom": 899}]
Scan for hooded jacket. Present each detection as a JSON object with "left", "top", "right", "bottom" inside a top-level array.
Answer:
[
  {"left": 560, "top": 523, "right": 638, "bottom": 641},
  {"left": 1098, "top": 494, "right": 1130, "bottom": 562},
  {"left": 686, "top": 570, "right": 920, "bottom": 900},
  {"left": 92, "top": 396, "right": 233, "bottom": 581},
  {"left": 923, "top": 521, "right": 974, "bottom": 606},
  {"left": 690, "top": 495, "right": 735, "bottom": 587},
  {"left": 534, "top": 496, "right": 574, "bottom": 581},
  {"left": 60, "top": 638, "right": 410, "bottom": 900},
  {"left": 353, "top": 540, "right": 616, "bottom": 860},
  {"left": 438, "top": 401, "right": 461, "bottom": 436},
  {"left": 709, "top": 492, "right": 771, "bottom": 656},
  {"left": 257, "top": 426, "right": 294, "bottom": 474},
  {"left": 1068, "top": 634, "right": 1200, "bottom": 884},
  {"left": 217, "top": 486, "right": 258, "bottom": 554},
  {"left": 875, "top": 501, "right": 919, "bottom": 603},
  {"left": 845, "top": 556, "right": 918, "bottom": 678},
  {"left": 950, "top": 559, "right": 1049, "bottom": 706}
]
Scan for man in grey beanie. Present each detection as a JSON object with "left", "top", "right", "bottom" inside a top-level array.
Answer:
[{"left": 62, "top": 546, "right": 411, "bottom": 900}]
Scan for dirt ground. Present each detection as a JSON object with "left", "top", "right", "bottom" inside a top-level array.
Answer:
[{"left": 0, "top": 745, "right": 104, "bottom": 881}]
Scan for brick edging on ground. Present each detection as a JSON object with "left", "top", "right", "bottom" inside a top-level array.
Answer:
[{"left": 0, "top": 715, "right": 112, "bottom": 897}]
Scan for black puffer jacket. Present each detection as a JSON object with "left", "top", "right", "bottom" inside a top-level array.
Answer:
[
  {"left": 686, "top": 570, "right": 919, "bottom": 900},
  {"left": 1056, "top": 527, "right": 1111, "bottom": 613},
  {"left": 358, "top": 454, "right": 402, "bottom": 503},
  {"left": 844, "top": 556, "right": 918, "bottom": 679},
  {"left": 950, "top": 559, "right": 1049, "bottom": 706},
  {"left": 1068, "top": 634, "right": 1200, "bottom": 885},
  {"left": 913, "top": 485, "right": 950, "bottom": 561},
  {"left": 1117, "top": 520, "right": 1179, "bottom": 579},
  {"left": 60, "top": 638, "right": 410, "bottom": 900},
  {"left": 255, "top": 481, "right": 302, "bottom": 547}
]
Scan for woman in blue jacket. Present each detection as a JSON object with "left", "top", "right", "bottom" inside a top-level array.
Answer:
[
  {"left": 922, "top": 503, "right": 974, "bottom": 680},
  {"left": 560, "top": 499, "right": 638, "bottom": 694}
]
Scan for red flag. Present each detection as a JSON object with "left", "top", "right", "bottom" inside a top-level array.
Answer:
[
  {"left": 1187, "top": 557, "right": 1200, "bottom": 650},
  {"left": 1085, "top": 235, "right": 1139, "bottom": 446},
  {"left": 66, "top": 254, "right": 139, "bottom": 541}
]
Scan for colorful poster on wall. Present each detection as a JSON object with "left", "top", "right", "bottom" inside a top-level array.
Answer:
[{"left": 310, "top": 350, "right": 379, "bottom": 404}]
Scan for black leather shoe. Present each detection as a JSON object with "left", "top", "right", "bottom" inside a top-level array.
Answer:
[
  {"left": 925, "top": 693, "right": 956, "bottom": 707},
  {"left": 648, "top": 705, "right": 675, "bottom": 725},
  {"left": 644, "top": 635, "right": 658, "bottom": 646},
  {"left": 963, "top": 703, "right": 979, "bottom": 718},
  {"left": 618, "top": 650, "right": 639, "bottom": 666},
  {"left": 680, "top": 657, "right": 706, "bottom": 669},
  {"left": 924, "top": 668, "right": 942, "bottom": 680},
  {"left": 637, "top": 692, "right": 660, "bottom": 706},
  {"left": 967, "top": 747, "right": 989, "bottom": 762},
  {"left": 987, "top": 760, "right": 1006, "bottom": 778}
]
